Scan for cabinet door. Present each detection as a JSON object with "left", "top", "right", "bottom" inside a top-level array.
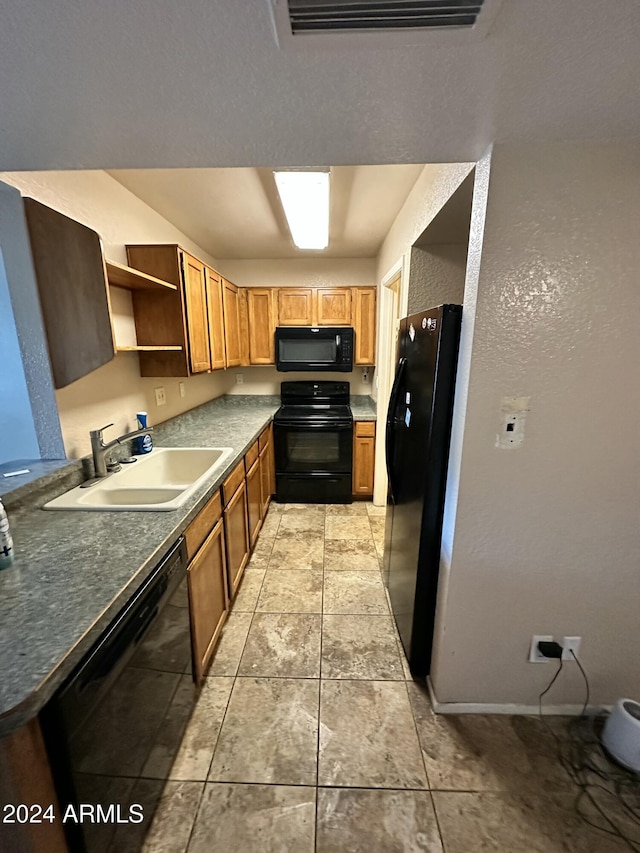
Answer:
[
  {"left": 246, "top": 457, "right": 263, "bottom": 549},
  {"left": 317, "top": 288, "right": 351, "bottom": 326},
  {"left": 24, "top": 198, "right": 116, "bottom": 388},
  {"left": 277, "top": 288, "right": 314, "bottom": 325},
  {"left": 222, "top": 279, "right": 241, "bottom": 367},
  {"left": 268, "top": 426, "right": 276, "bottom": 498},
  {"left": 260, "top": 426, "right": 276, "bottom": 512},
  {"left": 259, "top": 446, "right": 270, "bottom": 517},
  {"left": 181, "top": 252, "right": 212, "bottom": 373},
  {"left": 353, "top": 287, "right": 377, "bottom": 365},
  {"left": 247, "top": 289, "right": 275, "bottom": 363},
  {"left": 353, "top": 422, "right": 376, "bottom": 496},
  {"left": 187, "top": 519, "right": 228, "bottom": 684},
  {"left": 224, "top": 481, "right": 250, "bottom": 598},
  {"left": 238, "top": 287, "right": 251, "bottom": 367},
  {"left": 206, "top": 268, "right": 226, "bottom": 370}
]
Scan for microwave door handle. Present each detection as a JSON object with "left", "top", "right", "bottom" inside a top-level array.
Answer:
[{"left": 336, "top": 334, "right": 341, "bottom": 346}]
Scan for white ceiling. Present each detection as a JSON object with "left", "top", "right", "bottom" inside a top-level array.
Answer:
[
  {"left": 0, "top": 1, "right": 639, "bottom": 173},
  {"left": 108, "top": 165, "right": 425, "bottom": 258}
]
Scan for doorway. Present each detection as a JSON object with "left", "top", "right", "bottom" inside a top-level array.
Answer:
[{"left": 372, "top": 259, "right": 406, "bottom": 505}]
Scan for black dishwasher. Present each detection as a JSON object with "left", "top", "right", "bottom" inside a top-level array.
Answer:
[{"left": 41, "top": 537, "right": 195, "bottom": 853}]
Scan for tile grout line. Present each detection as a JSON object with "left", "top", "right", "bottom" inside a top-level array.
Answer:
[
  {"left": 401, "top": 676, "right": 450, "bottom": 852},
  {"left": 314, "top": 507, "right": 327, "bottom": 853}
]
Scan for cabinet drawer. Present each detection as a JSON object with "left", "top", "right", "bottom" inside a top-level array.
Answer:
[
  {"left": 355, "top": 421, "right": 376, "bottom": 437},
  {"left": 184, "top": 489, "right": 222, "bottom": 561},
  {"left": 245, "top": 439, "right": 260, "bottom": 470},
  {"left": 223, "top": 459, "right": 246, "bottom": 506},
  {"left": 258, "top": 424, "right": 271, "bottom": 451}
]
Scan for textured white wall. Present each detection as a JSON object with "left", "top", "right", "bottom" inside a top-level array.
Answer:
[
  {"left": 217, "top": 258, "right": 375, "bottom": 289},
  {"left": 407, "top": 244, "right": 467, "bottom": 315},
  {"left": 372, "top": 164, "right": 475, "bottom": 503},
  {"left": 0, "top": 171, "right": 233, "bottom": 458},
  {"left": 376, "top": 164, "right": 475, "bottom": 285},
  {"left": 431, "top": 141, "right": 640, "bottom": 708}
]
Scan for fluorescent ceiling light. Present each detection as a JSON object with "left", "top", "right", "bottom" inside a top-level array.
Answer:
[{"left": 274, "top": 170, "right": 329, "bottom": 250}]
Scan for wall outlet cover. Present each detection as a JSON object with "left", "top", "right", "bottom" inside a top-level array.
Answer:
[
  {"left": 154, "top": 386, "right": 166, "bottom": 406},
  {"left": 529, "top": 634, "right": 554, "bottom": 663},
  {"left": 562, "top": 636, "right": 582, "bottom": 661}
]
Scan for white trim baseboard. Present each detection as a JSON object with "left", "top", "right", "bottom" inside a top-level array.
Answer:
[{"left": 426, "top": 677, "right": 611, "bottom": 716}]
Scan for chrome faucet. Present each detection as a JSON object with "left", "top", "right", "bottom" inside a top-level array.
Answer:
[{"left": 89, "top": 422, "right": 154, "bottom": 478}]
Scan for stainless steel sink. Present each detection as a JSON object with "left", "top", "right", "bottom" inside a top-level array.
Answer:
[{"left": 43, "top": 447, "right": 234, "bottom": 511}]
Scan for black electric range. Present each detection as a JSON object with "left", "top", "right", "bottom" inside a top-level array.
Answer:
[{"left": 273, "top": 381, "right": 353, "bottom": 503}]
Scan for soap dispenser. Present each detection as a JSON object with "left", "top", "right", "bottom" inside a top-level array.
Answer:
[{"left": 133, "top": 412, "right": 153, "bottom": 455}]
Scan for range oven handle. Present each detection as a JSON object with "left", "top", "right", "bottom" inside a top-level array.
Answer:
[
  {"left": 385, "top": 357, "right": 407, "bottom": 503},
  {"left": 275, "top": 420, "right": 353, "bottom": 430}
]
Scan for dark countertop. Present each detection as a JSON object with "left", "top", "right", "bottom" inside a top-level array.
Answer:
[
  {"left": 0, "top": 392, "right": 376, "bottom": 737},
  {"left": 0, "top": 459, "right": 73, "bottom": 500},
  {"left": 350, "top": 395, "right": 378, "bottom": 421},
  {"left": 0, "top": 395, "right": 280, "bottom": 737}
]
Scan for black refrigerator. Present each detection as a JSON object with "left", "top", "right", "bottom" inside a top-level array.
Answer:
[{"left": 383, "top": 304, "right": 462, "bottom": 677}]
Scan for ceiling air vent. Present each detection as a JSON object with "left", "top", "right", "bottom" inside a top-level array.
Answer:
[{"left": 287, "top": 0, "right": 485, "bottom": 35}]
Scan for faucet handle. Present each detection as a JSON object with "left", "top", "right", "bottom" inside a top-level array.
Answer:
[{"left": 90, "top": 423, "right": 114, "bottom": 438}]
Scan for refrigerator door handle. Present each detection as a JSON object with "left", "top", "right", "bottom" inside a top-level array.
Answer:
[{"left": 385, "top": 357, "right": 407, "bottom": 503}]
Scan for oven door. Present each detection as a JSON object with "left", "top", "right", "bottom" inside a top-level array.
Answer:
[{"left": 275, "top": 420, "right": 352, "bottom": 475}]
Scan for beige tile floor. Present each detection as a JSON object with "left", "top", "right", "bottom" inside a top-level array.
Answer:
[{"left": 141, "top": 502, "right": 632, "bottom": 852}]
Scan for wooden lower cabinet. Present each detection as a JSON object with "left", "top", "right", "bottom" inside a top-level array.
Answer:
[
  {"left": 246, "top": 456, "right": 263, "bottom": 549},
  {"left": 259, "top": 425, "right": 276, "bottom": 515},
  {"left": 224, "top": 480, "right": 250, "bottom": 598},
  {"left": 353, "top": 421, "right": 376, "bottom": 496},
  {"left": 187, "top": 518, "right": 228, "bottom": 684}
]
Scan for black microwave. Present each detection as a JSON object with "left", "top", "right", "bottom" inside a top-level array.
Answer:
[{"left": 275, "top": 327, "right": 354, "bottom": 372}]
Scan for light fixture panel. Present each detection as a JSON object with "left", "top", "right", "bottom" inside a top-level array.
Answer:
[{"left": 274, "top": 170, "right": 330, "bottom": 250}]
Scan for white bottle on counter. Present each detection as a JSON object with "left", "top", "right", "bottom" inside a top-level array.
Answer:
[{"left": 0, "top": 498, "right": 15, "bottom": 569}]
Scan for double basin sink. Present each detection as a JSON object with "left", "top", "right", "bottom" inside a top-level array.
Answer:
[{"left": 44, "top": 447, "right": 233, "bottom": 511}]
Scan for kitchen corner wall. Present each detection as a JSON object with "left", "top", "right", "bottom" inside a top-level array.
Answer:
[
  {"left": 431, "top": 141, "right": 640, "bottom": 708},
  {"left": 217, "top": 258, "right": 377, "bottom": 397},
  {"left": 0, "top": 171, "right": 234, "bottom": 459}
]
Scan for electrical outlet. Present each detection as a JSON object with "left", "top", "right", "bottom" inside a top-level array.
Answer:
[
  {"left": 562, "top": 636, "right": 582, "bottom": 661},
  {"left": 154, "top": 386, "right": 166, "bottom": 406},
  {"left": 529, "top": 635, "right": 554, "bottom": 663},
  {"left": 236, "top": 374, "right": 244, "bottom": 385},
  {"left": 362, "top": 368, "right": 369, "bottom": 383},
  {"left": 179, "top": 382, "right": 186, "bottom": 399}
]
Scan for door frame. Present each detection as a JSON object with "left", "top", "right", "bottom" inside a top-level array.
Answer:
[{"left": 373, "top": 255, "right": 408, "bottom": 505}]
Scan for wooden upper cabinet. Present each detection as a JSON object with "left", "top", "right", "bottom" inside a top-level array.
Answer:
[
  {"left": 222, "top": 278, "right": 241, "bottom": 367},
  {"left": 23, "top": 198, "right": 116, "bottom": 388},
  {"left": 126, "top": 245, "right": 191, "bottom": 377},
  {"left": 181, "top": 252, "right": 211, "bottom": 374},
  {"left": 247, "top": 289, "right": 275, "bottom": 364},
  {"left": 277, "top": 288, "right": 314, "bottom": 325},
  {"left": 317, "top": 288, "right": 351, "bottom": 326},
  {"left": 353, "top": 287, "right": 377, "bottom": 365},
  {"left": 205, "top": 268, "right": 226, "bottom": 370},
  {"left": 237, "top": 287, "right": 251, "bottom": 367}
]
